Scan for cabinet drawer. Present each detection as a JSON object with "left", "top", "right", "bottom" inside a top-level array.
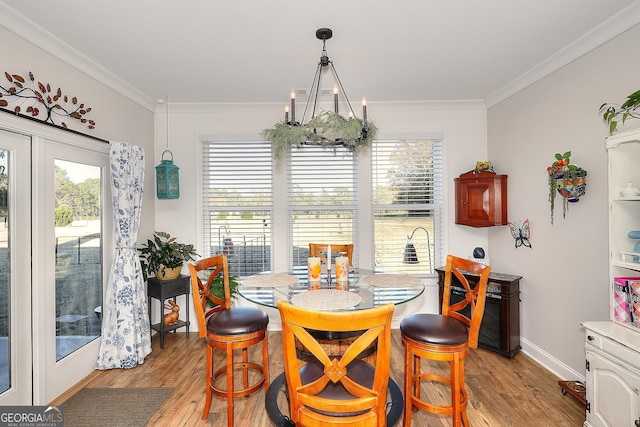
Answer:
[
  {"left": 602, "top": 338, "right": 640, "bottom": 368},
  {"left": 586, "top": 329, "right": 640, "bottom": 368},
  {"left": 585, "top": 330, "right": 603, "bottom": 349},
  {"left": 147, "top": 275, "right": 190, "bottom": 299},
  {"left": 162, "top": 280, "right": 190, "bottom": 296}
]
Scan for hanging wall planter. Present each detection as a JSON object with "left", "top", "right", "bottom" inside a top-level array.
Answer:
[{"left": 547, "top": 151, "right": 587, "bottom": 224}]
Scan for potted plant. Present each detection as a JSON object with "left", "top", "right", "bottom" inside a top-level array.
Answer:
[
  {"left": 196, "top": 268, "right": 239, "bottom": 305},
  {"left": 209, "top": 274, "right": 239, "bottom": 301},
  {"left": 138, "top": 231, "right": 199, "bottom": 281},
  {"left": 600, "top": 89, "right": 640, "bottom": 133},
  {"left": 547, "top": 151, "right": 587, "bottom": 224}
]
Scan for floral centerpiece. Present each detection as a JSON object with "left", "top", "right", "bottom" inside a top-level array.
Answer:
[{"left": 547, "top": 151, "right": 587, "bottom": 224}]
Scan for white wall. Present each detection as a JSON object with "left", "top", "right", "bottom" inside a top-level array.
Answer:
[
  {"left": 0, "top": 26, "right": 156, "bottom": 239},
  {"left": 153, "top": 100, "right": 489, "bottom": 327},
  {"left": 488, "top": 23, "right": 640, "bottom": 379}
]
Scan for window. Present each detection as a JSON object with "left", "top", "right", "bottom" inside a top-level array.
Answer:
[
  {"left": 200, "top": 138, "right": 443, "bottom": 276},
  {"left": 288, "top": 145, "right": 357, "bottom": 269},
  {"left": 201, "top": 140, "right": 272, "bottom": 277},
  {"left": 372, "top": 139, "right": 442, "bottom": 275}
]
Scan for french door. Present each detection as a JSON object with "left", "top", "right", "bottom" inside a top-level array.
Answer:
[
  {"left": 33, "top": 138, "right": 111, "bottom": 403},
  {"left": 0, "top": 122, "right": 111, "bottom": 405},
  {"left": 0, "top": 129, "right": 32, "bottom": 405}
]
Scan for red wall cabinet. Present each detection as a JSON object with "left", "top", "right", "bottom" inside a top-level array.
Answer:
[{"left": 455, "top": 170, "right": 508, "bottom": 227}]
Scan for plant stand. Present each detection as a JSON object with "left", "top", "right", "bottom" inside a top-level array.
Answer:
[{"left": 147, "top": 274, "right": 190, "bottom": 348}]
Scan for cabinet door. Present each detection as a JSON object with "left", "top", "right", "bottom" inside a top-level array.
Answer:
[
  {"left": 586, "top": 349, "right": 640, "bottom": 427},
  {"left": 458, "top": 180, "right": 492, "bottom": 223}
]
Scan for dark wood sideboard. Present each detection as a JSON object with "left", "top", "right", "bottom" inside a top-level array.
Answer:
[{"left": 436, "top": 266, "right": 521, "bottom": 358}]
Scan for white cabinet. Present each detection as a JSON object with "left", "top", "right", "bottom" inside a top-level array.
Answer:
[
  {"left": 583, "top": 322, "right": 640, "bottom": 427},
  {"left": 607, "top": 127, "right": 640, "bottom": 304},
  {"left": 583, "top": 126, "right": 640, "bottom": 427}
]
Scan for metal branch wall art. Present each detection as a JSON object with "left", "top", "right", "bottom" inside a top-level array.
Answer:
[{"left": 0, "top": 71, "right": 96, "bottom": 129}]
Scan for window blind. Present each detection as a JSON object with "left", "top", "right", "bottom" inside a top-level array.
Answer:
[
  {"left": 372, "top": 139, "right": 443, "bottom": 275},
  {"left": 201, "top": 140, "right": 272, "bottom": 276},
  {"left": 288, "top": 145, "right": 358, "bottom": 269}
]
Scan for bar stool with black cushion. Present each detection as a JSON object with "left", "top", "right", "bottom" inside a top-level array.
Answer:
[
  {"left": 278, "top": 300, "right": 395, "bottom": 427},
  {"left": 400, "top": 254, "right": 490, "bottom": 427},
  {"left": 188, "top": 254, "right": 269, "bottom": 426}
]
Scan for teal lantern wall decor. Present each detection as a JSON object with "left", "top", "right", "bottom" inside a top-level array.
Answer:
[
  {"left": 156, "top": 149, "right": 180, "bottom": 199},
  {"left": 156, "top": 97, "right": 180, "bottom": 199}
]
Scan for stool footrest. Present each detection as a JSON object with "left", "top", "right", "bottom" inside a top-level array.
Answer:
[{"left": 211, "top": 362, "right": 267, "bottom": 398}]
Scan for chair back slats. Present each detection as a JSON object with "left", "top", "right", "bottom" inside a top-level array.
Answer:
[
  {"left": 278, "top": 300, "right": 394, "bottom": 427},
  {"left": 187, "top": 254, "right": 231, "bottom": 339},
  {"left": 442, "top": 254, "right": 491, "bottom": 349}
]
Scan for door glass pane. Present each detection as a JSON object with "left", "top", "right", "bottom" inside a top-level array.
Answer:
[
  {"left": 0, "top": 150, "right": 9, "bottom": 392},
  {"left": 54, "top": 160, "right": 102, "bottom": 361}
]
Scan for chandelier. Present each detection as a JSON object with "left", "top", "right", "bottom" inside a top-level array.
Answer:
[{"left": 263, "top": 28, "right": 378, "bottom": 159}]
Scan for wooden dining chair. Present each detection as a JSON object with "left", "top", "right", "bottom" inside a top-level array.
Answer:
[
  {"left": 308, "top": 243, "right": 354, "bottom": 266},
  {"left": 277, "top": 300, "right": 394, "bottom": 427},
  {"left": 400, "top": 254, "right": 490, "bottom": 427},
  {"left": 188, "top": 254, "right": 269, "bottom": 426}
]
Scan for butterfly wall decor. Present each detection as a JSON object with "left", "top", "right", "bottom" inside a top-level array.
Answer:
[{"left": 508, "top": 219, "right": 532, "bottom": 248}]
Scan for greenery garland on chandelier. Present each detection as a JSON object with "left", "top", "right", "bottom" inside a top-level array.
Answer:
[
  {"left": 263, "top": 28, "right": 378, "bottom": 159},
  {"left": 263, "top": 111, "right": 378, "bottom": 159}
]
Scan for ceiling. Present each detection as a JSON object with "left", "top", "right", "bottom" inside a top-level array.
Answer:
[{"left": 1, "top": 1, "right": 639, "bottom": 110}]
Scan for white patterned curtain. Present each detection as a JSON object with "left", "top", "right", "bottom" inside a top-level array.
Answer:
[{"left": 96, "top": 141, "right": 150, "bottom": 369}]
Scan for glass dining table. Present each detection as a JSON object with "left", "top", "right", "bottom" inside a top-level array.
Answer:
[
  {"left": 239, "top": 267, "right": 424, "bottom": 427},
  {"left": 238, "top": 267, "right": 425, "bottom": 311}
]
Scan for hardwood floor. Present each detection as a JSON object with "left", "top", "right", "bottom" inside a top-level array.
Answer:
[{"left": 51, "top": 331, "right": 586, "bottom": 426}]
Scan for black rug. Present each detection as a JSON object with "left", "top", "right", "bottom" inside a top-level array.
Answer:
[{"left": 61, "top": 387, "right": 173, "bottom": 427}]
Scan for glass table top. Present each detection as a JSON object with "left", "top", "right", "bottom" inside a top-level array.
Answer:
[{"left": 238, "top": 268, "right": 425, "bottom": 311}]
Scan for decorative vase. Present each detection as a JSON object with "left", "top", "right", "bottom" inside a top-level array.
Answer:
[{"left": 154, "top": 266, "right": 182, "bottom": 281}]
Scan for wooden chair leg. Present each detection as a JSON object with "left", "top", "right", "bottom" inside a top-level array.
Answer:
[
  {"left": 451, "top": 355, "right": 462, "bottom": 427},
  {"left": 460, "top": 357, "right": 470, "bottom": 427},
  {"left": 226, "top": 343, "right": 234, "bottom": 427},
  {"left": 262, "top": 334, "right": 270, "bottom": 393},
  {"left": 413, "top": 353, "right": 421, "bottom": 402},
  {"left": 241, "top": 347, "right": 249, "bottom": 389},
  {"left": 202, "top": 345, "right": 214, "bottom": 419},
  {"left": 403, "top": 346, "right": 413, "bottom": 427}
]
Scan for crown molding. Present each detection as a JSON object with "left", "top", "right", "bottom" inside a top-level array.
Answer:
[
  {"left": 0, "top": 2, "right": 156, "bottom": 111},
  {"left": 485, "top": 1, "right": 640, "bottom": 108}
]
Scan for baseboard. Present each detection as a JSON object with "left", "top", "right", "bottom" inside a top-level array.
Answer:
[{"left": 520, "top": 337, "right": 585, "bottom": 383}]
